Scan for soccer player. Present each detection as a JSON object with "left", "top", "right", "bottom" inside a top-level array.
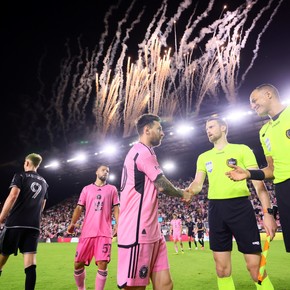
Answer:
[
  {"left": 186, "top": 117, "right": 277, "bottom": 290},
  {"left": 67, "top": 164, "right": 119, "bottom": 290},
  {"left": 0, "top": 153, "right": 48, "bottom": 290},
  {"left": 226, "top": 84, "right": 290, "bottom": 254},
  {"left": 185, "top": 216, "right": 198, "bottom": 250},
  {"left": 117, "top": 113, "right": 192, "bottom": 290},
  {"left": 170, "top": 213, "right": 184, "bottom": 254},
  {"left": 196, "top": 218, "right": 205, "bottom": 250}
]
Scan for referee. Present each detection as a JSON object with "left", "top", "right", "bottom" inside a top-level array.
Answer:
[
  {"left": 186, "top": 117, "right": 276, "bottom": 290},
  {"left": 227, "top": 84, "right": 290, "bottom": 253}
]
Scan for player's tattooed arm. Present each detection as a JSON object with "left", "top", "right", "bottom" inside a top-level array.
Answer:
[{"left": 154, "top": 174, "right": 183, "bottom": 198}]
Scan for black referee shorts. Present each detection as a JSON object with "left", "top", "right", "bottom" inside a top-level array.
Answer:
[
  {"left": 0, "top": 227, "right": 39, "bottom": 256},
  {"left": 208, "top": 196, "right": 262, "bottom": 254}
]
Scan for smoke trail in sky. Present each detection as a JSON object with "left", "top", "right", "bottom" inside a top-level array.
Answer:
[
  {"left": 25, "top": 0, "right": 283, "bottom": 150},
  {"left": 94, "top": 1, "right": 121, "bottom": 68},
  {"left": 239, "top": 0, "right": 284, "bottom": 87}
]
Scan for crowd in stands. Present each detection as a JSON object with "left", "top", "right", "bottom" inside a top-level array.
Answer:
[{"left": 38, "top": 178, "right": 281, "bottom": 240}]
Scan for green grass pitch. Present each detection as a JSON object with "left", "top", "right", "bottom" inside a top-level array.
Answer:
[{"left": 0, "top": 238, "right": 289, "bottom": 289}]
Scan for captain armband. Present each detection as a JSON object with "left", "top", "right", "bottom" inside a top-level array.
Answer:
[{"left": 248, "top": 169, "right": 265, "bottom": 180}]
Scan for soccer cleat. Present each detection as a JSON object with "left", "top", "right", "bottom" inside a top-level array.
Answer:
[
  {"left": 201, "top": 246, "right": 204, "bottom": 250},
  {"left": 195, "top": 247, "right": 198, "bottom": 250}
]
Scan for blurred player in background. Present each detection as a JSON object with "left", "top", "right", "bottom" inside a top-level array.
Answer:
[
  {"left": 196, "top": 218, "right": 205, "bottom": 250},
  {"left": 185, "top": 216, "right": 198, "bottom": 250},
  {"left": 170, "top": 213, "right": 184, "bottom": 254}
]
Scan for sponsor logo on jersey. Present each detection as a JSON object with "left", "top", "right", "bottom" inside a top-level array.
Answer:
[{"left": 139, "top": 265, "right": 148, "bottom": 279}]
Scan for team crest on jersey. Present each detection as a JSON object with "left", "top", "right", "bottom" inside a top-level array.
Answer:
[
  {"left": 286, "top": 129, "right": 290, "bottom": 139},
  {"left": 96, "top": 194, "right": 102, "bottom": 199},
  {"left": 139, "top": 265, "right": 148, "bottom": 279},
  {"left": 205, "top": 161, "right": 213, "bottom": 173}
]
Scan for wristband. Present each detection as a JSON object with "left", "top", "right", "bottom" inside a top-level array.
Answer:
[
  {"left": 263, "top": 208, "right": 274, "bottom": 215},
  {"left": 248, "top": 169, "right": 265, "bottom": 180}
]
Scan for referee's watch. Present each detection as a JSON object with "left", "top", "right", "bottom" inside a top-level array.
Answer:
[{"left": 263, "top": 208, "right": 274, "bottom": 215}]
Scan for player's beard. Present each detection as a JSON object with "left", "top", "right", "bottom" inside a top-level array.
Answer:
[
  {"left": 208, "top": 132, "right": 221, "bottom": 143},
  {"left": 98, "top": 175, "right": 108, "bottom": 182},
  {"left": 151, "top": 137, "right": 162, "bottom": 147}
]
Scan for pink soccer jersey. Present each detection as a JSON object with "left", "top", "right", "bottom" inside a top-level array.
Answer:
[
  {"left": 118, "top": 142, "right": 163, "bottom": 245},
  {"left": 171, "top": 219, "right": 182, "bottom": 236},
  {"left": 78, "top": 183, "right": 119, "bottom": 238}
]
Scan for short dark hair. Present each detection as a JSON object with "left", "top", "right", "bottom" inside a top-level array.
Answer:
[
  {"left": 96, "top": 164, "right": 109, "bottom": 170},
  {"left": 206, "top": 117, "right": 228, "bottom": 134},
  {"left": 136, "top": 114, "right": 161, "bottom": 135}
]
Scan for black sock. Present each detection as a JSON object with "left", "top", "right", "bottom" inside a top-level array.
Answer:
[
  {"left": 25, "top": 265, "right": 36, "bottom": 290},
  {"left": 0, "top": 270, "right": 2, "bottom": 276},
  {"left": 189, "top": 241, "right": 191, "bottom": 248}
]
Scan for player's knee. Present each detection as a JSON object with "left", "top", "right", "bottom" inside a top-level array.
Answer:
[
  {"left": 74, "top": 262, "right": 85, "bottom": 271},
  {"left": 97, "top": 260, "right": 108, "bottom": 270},
  {"left": 158, "top": 278, "right": 173, "bottom": 290},
  {"left": 215, "top": 264, "right": 231, "bottom": 277},
  {"left": 245, "top": 261, "right": 260, "bottom": 281},
  {"left": 152, "top": 271, "right": 173, "bottom": 290},
  {"left": 166, "top": 279, "right": 173, "bottom": 290}
]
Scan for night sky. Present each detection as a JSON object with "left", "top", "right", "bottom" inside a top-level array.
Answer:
[{"left": 0, "top": 0, "right": 289, "bottom": 207}]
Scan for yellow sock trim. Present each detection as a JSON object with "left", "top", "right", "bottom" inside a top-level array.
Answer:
[
  {"left": 255, "top": 276, "right": 274, "bottom": 290},
  {"left": 217, "top": 276, "right": 235, "bottom": 290}
]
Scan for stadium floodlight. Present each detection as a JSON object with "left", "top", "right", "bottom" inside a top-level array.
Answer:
[
  {"left": 224, "top": 110, "right": 253, "bottom": 122},
  {"left": 98, "top": 144, "right": 118, "bottom": 156},
  {"left": 66, "top": 152, "right": 87, "bottom": 163},
  {"left": 44, "top": 160, "right": 60, "bottom": 169},
  {"left": 175, "top": 123, "right": 194, "bottom": 136},
  {"left": 108, "top": 173, "right": 116, "bottom": 181},
  {"left": 162, "top": 161, "right": 176, "bottom": 172}
]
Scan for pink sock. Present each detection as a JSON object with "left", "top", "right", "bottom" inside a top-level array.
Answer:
[
  {"left": 95, "top": 269, "right": 107, "bottom": 290},
  {"left": 74, "top": 268, "right": 86, "bottom": 290}
]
